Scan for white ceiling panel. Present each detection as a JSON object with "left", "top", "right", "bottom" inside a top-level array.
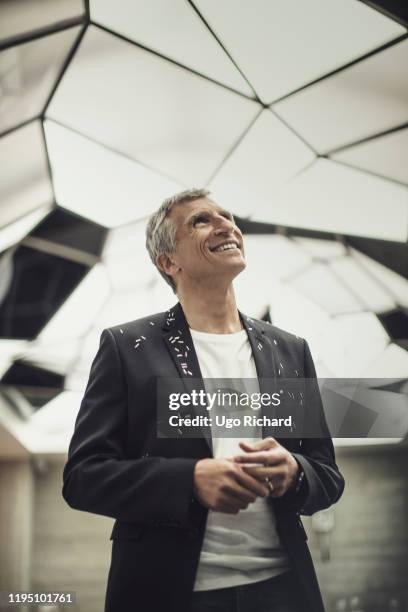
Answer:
[
  {"left": 0, "top": 205, "right": 51, "bottom": 252},
  {"left": 241, "top": 234, "right": 312, "bottom": 281},
  {"left": 274, "top": 39, "right": 408, "bottom": 153},
  {"left": 364, "top": 343, "right": 408, "bottom": 377},
  {"left": 233, "top": 235, "right": 312, "bottom": 317},
  {"left": 29, "top": 391, "right": 81, "bottom": 435},
  {"left": 0, "top": 27, "right": 82, "bottom": 135},
  {"left": 269, "top": 285, "right": 330, "bottom": 348},
  {"left": 27, "top": 390, "right": 83, "bottom": 453},
  {"left": 65, "top": 327, "right": 102, "bottom": 392},
  {"left": 38, "top": 264, "right": 110, "bottom": 344},
  {"left": 209, "top": 109, "right": 314, "bottom": 217},
  {"left": 333, "top": 128, "right": 408, "bottom": 185},
  {"left": 255, "top": 159, "right": 408, "bottom": 241},
  {"left": 351, "top": 249, "right": 408, "bottom": 307},
  {"left": 330, "top": 257, "right": 395, "bottom": 312},
  {"left": 234, "top": 272, "right": 281, "bottom": 321},
  {"left": 47, "top": 26, "right": 260, "bottom": 186},
  {"left": 19, "top": 337, "right": 82, "bottom": 374},
  {"left": 104, "top": 258, "right": 157, "bottom": 293},
  {"left": 195, "top": 0, "right": 404, "bottom": 103},
  {"left": 291, "top": 262, "right": 363, "bottom": 315},
  {"left": 45, "top": 120, "right": 182, "bottom": 227},
  {"left": 0, "top": 340, "right": 27, "bottom": 378},
  {"left": 103, "top": 219, "right": 148, "bottom": 262},
  {"left": 102, "top": 219, "right": 163, "bottom": 292},
  {"left": 0, "top": 122, "right": 53, "bottom": 227},
  {"left": 294, "top": 237, "right": 346, "bottom": 260},
  {"left": 90, "top": 0, "right": 252, "bottom": 96},
  {"left": 317, "top": 312, "right": 389, "bottom": 377},
  {"left": 94, "top": 291, "right": 154, "bottom": 330}
]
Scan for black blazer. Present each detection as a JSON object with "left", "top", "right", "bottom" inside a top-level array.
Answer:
[{"left": 62, "top": 302, "right": 344, "bottom": 612}]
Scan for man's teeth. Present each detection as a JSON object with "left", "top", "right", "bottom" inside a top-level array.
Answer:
[{"left": 214, "top": 243, "right": 238, "bottom": 252}]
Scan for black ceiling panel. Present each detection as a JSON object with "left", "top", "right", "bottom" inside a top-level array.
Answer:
[
  {"left": 1, "top": 361, "right": 64, "bottom": 408},
  {"left": 235, "top": 215, "right": 340, "bottom": 240},
  {"left": 30, "top": 207, "right": 107, "bottom": 257},
  {"left": 347, "top": 237, "right": 408, "bottom": 279},
  {"left": 0, "top": 245, "right": 88, "bottom": 339},
  {"left": 378, "top": 308, "right": 408, "bottom": 341},
  {"left": 361, "top": 0, "right": 408, "bottom": 26}
]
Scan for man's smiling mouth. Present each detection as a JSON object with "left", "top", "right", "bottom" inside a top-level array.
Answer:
[{"left": 209, "top": 240, "right": 241, "bottom": 253}]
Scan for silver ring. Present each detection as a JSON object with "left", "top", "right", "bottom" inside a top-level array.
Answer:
[{"left": 264, "top": 477, "right": 274, "bottom": 494}]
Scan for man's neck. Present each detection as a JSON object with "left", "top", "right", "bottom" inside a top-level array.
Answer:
[{"left": 177, "top": 284, "right": 242, "bottom": 334}]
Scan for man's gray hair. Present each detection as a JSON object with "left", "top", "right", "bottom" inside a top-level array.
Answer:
[{"left": 146, "top": 188, "right": 210, "bottom": 292}]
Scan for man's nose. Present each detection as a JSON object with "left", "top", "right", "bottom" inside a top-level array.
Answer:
[{"left": 214, "top": 216, "right": 235, "bottom": 234}]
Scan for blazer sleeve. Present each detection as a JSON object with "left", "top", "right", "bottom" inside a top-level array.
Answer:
[
  {"left": 277, "top": 340, "right": 345, "bottom": 516},
  {"left": 62, "top": 328, "right": 200, "bottom": 527}
]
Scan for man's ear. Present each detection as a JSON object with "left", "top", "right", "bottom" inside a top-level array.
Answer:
[{"left": 156, "top": 253, "right": 179, "bottom": 279}]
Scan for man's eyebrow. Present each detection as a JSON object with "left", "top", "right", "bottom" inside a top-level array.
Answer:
[
  {"left": 186, "top": 210, "right": 207, "bottom": 224},
  {"left": 218, "top": 209, "right": 233, "bottom": 219},
  {"left": 186, "top": 208, "right": 234, "bottom": 224}
]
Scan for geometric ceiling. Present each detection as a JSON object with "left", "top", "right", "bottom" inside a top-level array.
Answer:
[{"left": 0, "top": 0, "right": 407, "bottom": 454}]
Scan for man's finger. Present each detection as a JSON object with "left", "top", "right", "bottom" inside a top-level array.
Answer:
[
  {"left": 235, "top": 468, "right": 269, "bottom": 497},
  {"left": 239, "top": 465, "right": 286, "bottom": 481},
  {"left": 234, "top": 450, "right": 285, "bottom": 466},
  {"left": 239, "top": 441, "right": 256, "bottom": 452},
  {"left": 239, "top": 437, "right": 277, "bottom": 453},
  {"left": 225, "top": 483, "right": 257, "bottom": 505}
]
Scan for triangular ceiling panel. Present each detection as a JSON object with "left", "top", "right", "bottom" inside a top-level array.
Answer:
[
  {"left": 351, "top": 249, "right": 408, "bottom": 305},
  {"left": 250, "top": 159, "right": 408, "bottom": 241},
  {"left": 0, "top": 121, "right": 53, "bottom": 228},
  {"left": 90, "top": 0, "right": 253, "bottom": 96},
  {"left": 332, "top": 127, "right": 408, "bottom": 185},
  {"left": 329, "top": 256, "right": 394, "bottom": 313},
  {"left": 44, "top": 119, "right": 182, "bottom": 227}
]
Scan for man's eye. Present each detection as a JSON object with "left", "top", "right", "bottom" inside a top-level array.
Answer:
[{"left": 194, "top": 215, "right": 208, "bottom": 225}]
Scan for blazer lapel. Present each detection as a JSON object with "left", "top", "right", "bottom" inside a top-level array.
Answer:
[
  {"left": 240, "top": 313, "right": 281, "bottom": 440},
  {"left": 162, "top": 303, "right": 213, "bottom": 454}
]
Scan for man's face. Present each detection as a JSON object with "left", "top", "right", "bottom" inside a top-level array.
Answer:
[{"left": 165, "top": 198, "right": 246, "bottom": 287}]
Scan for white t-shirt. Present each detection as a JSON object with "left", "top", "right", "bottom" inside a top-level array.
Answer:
[{"left": 190, "top": 327, "right": 290, "bottom": 592}]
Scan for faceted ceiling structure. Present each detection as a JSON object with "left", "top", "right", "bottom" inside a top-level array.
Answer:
[{"left": 0, "top": 0, "right": 407, "bottom": 454}]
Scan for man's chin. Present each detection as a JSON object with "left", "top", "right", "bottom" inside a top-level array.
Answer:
[{"left": 223, "top": 259, "right": 247, "bottom": 281}]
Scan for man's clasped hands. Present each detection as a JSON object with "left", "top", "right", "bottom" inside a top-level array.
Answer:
[{"left": 193, "top": 437, "right": 299, "bottom": 514}]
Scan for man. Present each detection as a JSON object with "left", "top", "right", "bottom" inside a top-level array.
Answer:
[{"left": 63, "top": 188, "right": 344, "bottom": 612}]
